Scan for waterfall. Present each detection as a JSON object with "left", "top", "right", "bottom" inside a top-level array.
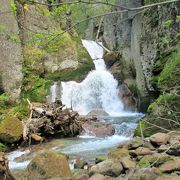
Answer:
[
  {"left": 50, "top": 82, "right": 57, "bottom": 102},
  {"left": 61, "top": 40, "right": 124, "bottom": 116}
]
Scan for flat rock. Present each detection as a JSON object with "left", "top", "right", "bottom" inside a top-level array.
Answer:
[
  {"left": 159, "top": 159, "right": 180, "bottom": 173},
  {"left": 150, "top": 133, "right": 170, "bottom": 146},
  {"left": 108, "top": 148, "right": 129, "bottom": 159},
  {"left": 130, "top": 147, "right": 154, "bottom": 156},
  {"left": 90, "top": 159, "right": 123, "bottom": 177}
]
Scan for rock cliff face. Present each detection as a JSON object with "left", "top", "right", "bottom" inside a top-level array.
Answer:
[
  {"left": 0, "top": 0, "right": 23, "bottom": 101},
  {"left": 0, "top": 0, "right": 93, "bottom": 103},
  {"left": 103, "top": 0, "right": 179, "bottom": 111}
]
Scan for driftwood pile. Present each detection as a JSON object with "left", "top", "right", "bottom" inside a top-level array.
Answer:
[{"left": 23, "top": 100, "right": 82, "bottom": 142}]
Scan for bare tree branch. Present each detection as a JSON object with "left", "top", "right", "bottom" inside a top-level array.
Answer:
[{"left": 27, "top": 0, "right": 130, "bottom": 10}]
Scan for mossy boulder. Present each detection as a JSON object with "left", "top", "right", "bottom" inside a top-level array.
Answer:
[
  {"left": 138, "top": 153, "right": 172, "bottom": 168},
  {"left": 108, "top": 148, "right": 129, "bottom": 159},
  {"left": 25, "top": 151, "right": 72, "bottom": 180},
  {"left": 0, "top": 117, "right": 23, "bottom": 143}
]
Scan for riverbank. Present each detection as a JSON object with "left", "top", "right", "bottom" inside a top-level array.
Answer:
[{"left": 3, "top": 131, "right": 180, "bottom": 180}]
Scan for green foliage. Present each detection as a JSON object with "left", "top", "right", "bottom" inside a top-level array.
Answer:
[
  {"left": 164, "top": 19, "right": 173, "bottom": 26},
  {"left": 0, "top": 25, "right": 6, "bottom": 31},
  {"left": 10, "top": 3, "right": 17, "bottom": 15},
  {"left": 134, "top": 120, "right": 152, "bottom": 137},
  {"left": 176, "top": 15, "right": 180, "bottom": 20},
  {"left": 51, "top": 5, "right": 68, "bottom": 17},
  {"left": 6, "top": 34, "right": 20, "bottom": 43},
  {"left": 22, "top": 72, "right": 51, "bottom": 102},
  {"left": 45, "top": 62, "right": 94, "bottom": 81},
  {"left": 157, "top": 49, "right": 180, "bottom": 92},
  {"left": 0, "top": 94, "right": 10, "bottom": 107}
]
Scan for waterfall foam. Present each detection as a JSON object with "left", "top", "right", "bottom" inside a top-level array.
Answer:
[{"left": 61, "top": 40, "right": 124, "bottom": 116}]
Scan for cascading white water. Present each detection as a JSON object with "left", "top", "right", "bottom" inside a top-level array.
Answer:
[
  {"left": 61, "top": 40, "right": 124, "bottom": 116},
  {"left": 50, "top": 82, "right": 57, "bottom": 102}
]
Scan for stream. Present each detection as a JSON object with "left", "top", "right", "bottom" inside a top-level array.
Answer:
[{"left": 7, "top": 40, "right": 143, "bottom": 172}]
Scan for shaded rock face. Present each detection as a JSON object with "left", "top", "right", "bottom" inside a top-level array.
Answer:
[
  {"left": 0, "top": 0, "right": 23, "bottom": 101},
  {"left": 25, "top": 151, "right": 71, "bottom": 180},
  {"left": 103, "top": 0, "right": 179, "bottom": 112},
  {"left": 0, "top": 117, "right": 23, "bottom": 143}
]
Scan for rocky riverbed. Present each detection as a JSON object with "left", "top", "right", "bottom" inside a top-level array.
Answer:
[{"left": 5, "top": 131, "right": 179, "bottom": 180}]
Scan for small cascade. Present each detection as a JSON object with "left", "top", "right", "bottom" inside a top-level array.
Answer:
[
  {"left": 50, "top": 82, "right": 57, "bottom": 102},
  {"left": 50, "top": 82, "right": 62, "bottom": 103},
  {"left": 61, "top": 40, "right": 124, "bottom": 116}
]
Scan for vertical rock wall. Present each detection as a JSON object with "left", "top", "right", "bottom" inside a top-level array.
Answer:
[
  {"left": 0, "top": 0, "right": 23, "bottom": 101},
  {"left": 103, "top": 0, "right": 179, "bottom": 112}
]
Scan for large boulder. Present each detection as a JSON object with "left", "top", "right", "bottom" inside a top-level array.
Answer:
[
  {"left": 0, "top": 117, "right": 23, "bottom": 143},
  {"left": 90, "top": 159, "right": 123, "bottom": 177},
  {"left": 81, "top": 121, "right": 115, "bottom": 137},
  {"left": 150, "top": 133, "right": 170, "bottom": 146},
  {"left": 25, "top": 151, "right": 72, "bottom": 180}
]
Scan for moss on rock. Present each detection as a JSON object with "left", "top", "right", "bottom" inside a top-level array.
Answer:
[
  {"left": 26, "top": 151, "right": 72, "bottom": 179},
  {"left": 0, "top": 117, "right": 23, "bottom": 143}
]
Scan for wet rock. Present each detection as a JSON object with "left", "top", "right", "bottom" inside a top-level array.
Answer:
[
  {"left": 121, "top": 157, "right": 136, "bottom": 169},
  {"left": 87, "top": 109, "right": 109, "bottom": 116},
  {"left": 81, "top": 121, "right": 115, "bottom": 137},
  {"left": 104, "top": 51, "right": 119, "bottom": 68},
  {"left": 150, "top": 133, "right": 170, "bottom": 146},
  {"left": 0, "top": 117, "right": 23, "bottom": 143},
  {"left": 25, "top": 151, "right": 71, "bottom": 180},
  {"left": 90, "top": 159, "right": 123, "bottom": 177},
  {"left": 108, "top": 148, "right": 129, "bottom": 159},
  {"left": 159, "top": 159, "right": 180, "bottom": 173},
  {"left": 89, "top": 174, "right": 107, "bottom": 180},
  {"left": 130, "top": 147, "right": 154, "bottom": 157}
]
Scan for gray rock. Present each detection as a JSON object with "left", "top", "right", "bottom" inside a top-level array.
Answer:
[{"left": 90, "top": 159, "right": 123, "bottom": 177}]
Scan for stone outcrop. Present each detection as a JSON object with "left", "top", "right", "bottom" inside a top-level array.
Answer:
[{"left": 0, "top": 0, "right": 23, "bottom": 101}]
